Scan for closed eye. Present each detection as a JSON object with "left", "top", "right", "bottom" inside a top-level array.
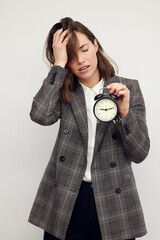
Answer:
[{"left": 82, "top": 49, "right": 88, "bottom": 52}]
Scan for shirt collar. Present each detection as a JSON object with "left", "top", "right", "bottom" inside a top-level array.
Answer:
[{"left": 79, "top": 79, "right": 104, "bottom": 96}]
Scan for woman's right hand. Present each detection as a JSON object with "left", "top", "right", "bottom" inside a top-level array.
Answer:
[{"left": 52, "top": 28, "right": 69, "bottom": 68}]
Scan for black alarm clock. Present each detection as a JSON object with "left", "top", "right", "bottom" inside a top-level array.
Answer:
[{"left": 93, "top": 91, "right": 119, "bottom": 122}]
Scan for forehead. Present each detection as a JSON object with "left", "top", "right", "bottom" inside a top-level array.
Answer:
[{"left": 74, "top": 31, "right": 91, "bottom": 47}]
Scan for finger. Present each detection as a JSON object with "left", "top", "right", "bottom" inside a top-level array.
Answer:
[
  {"left": 107, "top": 85, "right": 123, "bottom": 94},
  {"left": 114, "top": 86, "right": 127, "bottom": 95},
  {"left": 53, "top": 29, "right": 63, "bottom": 46},
  {"left": 53, "top": 28, "right": 63, "bottom": 40},
  {"left": 107, "top": 83, "right": 120, "bottom": 92},
  {"left": 53, "top": 28, "right": 67, "bottom": 42},
  {"left": 116, "top": 90, "right": 128, "bottom": 97},
  {"left": 53, "top": 28, "right": 63, "bottom": 36},
  {"left": 58, "top": 29, "right": 69, "bottom": 42},
  {"left": 62, "top": 33, "right": 71, "bottom": 45},
  {"left": 107, "top": 83, "right": 120, "bottom": 88},
  {"left": 53, "top": 29, "right": 69, "bottom": 48},
  {"left": 107, "top": 83, "right": 125, "bottom": 89},
  {"left": 107, "top": 83, "right": 127, "bottom": 94}
]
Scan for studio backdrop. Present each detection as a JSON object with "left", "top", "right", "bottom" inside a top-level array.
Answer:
[{"left": 1, "top": 0, "right": 160, "bottom": 239}]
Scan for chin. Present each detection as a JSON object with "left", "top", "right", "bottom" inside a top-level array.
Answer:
[{"left": 78, "top": 72, "right": 94, "bottom": 81}]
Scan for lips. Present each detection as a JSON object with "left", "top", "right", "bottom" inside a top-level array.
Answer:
[{"left": 79, "top": 65, "right": 90, "bottom": 71}]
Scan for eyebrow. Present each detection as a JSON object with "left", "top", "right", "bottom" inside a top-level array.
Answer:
[{"left": 79, "top": 44, "right": 89, "bottom": 49}]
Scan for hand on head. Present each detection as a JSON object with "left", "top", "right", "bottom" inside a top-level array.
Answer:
[{"left": 52, "top": 28, "right": 70, "bottom": 68}]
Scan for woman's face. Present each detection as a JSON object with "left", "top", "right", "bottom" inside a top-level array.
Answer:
[{"left": 68, "top": 31, "right": 100, "bottom": 86}]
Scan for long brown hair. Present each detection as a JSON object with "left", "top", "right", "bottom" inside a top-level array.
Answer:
[{"left": 45, "top": 17, "right": 118, "bottom": 103}]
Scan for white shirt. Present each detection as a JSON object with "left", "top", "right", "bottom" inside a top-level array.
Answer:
[{"left": 79, "top": 79, "right": 104, "bottom": 182}]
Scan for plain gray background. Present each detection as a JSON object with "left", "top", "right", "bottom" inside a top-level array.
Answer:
[{"left": 1, "top": 0, "right": 160, "bottom": 239}]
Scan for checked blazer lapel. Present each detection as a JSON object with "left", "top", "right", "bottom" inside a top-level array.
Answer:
[
  {"left": 70, "top": 76, "right": 120, "bottom": 155},
  {"left": 94, "top": 76, "right": 119, "bottom": 154},
  {"left": 94, "top": 80, "right": 110, "bottom": 154},
  {"left": 71, "top": 82, "right": 88, "bottom": 155}
]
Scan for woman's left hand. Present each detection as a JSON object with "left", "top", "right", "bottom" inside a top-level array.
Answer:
[{"left": 107, "top": 83, "right": 130, "bottom": 119}]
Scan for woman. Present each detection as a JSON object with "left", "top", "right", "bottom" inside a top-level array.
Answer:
[{"left": 28, "top": 17, "right": 150, "bottom": 240}]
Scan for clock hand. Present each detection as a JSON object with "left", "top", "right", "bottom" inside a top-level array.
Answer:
[{"left": 100, "top": 108, "right": 114, "bottom": 111}]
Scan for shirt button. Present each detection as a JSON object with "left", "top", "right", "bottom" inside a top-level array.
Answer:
[
  {"left": 115, "top": 188, "right": 122, "bottom": 194},
  {"left": 63, "top": 128, "right": 69, "bottom": 134}
]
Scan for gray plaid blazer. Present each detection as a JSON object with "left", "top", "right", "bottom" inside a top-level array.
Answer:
[{"left": 28, "top": 66, "right": 150, "bottom": 240}]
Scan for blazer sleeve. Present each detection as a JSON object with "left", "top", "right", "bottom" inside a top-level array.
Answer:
[
  {"left": 116, "top": 79, "right": 150, "bottom": 163},
  {"left": 30, "top": 65, "right": 68, "bottom": 126}
]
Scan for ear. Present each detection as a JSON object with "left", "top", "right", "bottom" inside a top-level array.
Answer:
[{"left": 94, "top": 39, "right": 98, "bottom": 53}]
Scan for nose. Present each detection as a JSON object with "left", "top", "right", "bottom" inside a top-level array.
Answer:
[{"left": 77, "top": 52, "right": 85, "bottom": 64}]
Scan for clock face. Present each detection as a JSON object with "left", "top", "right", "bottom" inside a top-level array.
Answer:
[{"left": 93, "top": 97, "right": 118, "bottom": 122}]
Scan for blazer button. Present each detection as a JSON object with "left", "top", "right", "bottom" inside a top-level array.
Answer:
[
  {"left": 112, "top": 133, "right": 118, "bottom": 139},
  {"left": 110, "top": 162, "right": 117, "bottom": 168},
  {"left": 59, "top": 156, "right": 65, "bottom": 162},
  {"left": 64, "top": 128, "right": 69, "bottom": 134},
  {"left": 115, "top": 188, "right": 121, "bottom": 194},
  {"left": 124, "top": 124, "right": 131, "bottom": 135}
]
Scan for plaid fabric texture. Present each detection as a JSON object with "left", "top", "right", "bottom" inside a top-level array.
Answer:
[{"left": 28, "top": 66, "right": 150, "bottom": 240}]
